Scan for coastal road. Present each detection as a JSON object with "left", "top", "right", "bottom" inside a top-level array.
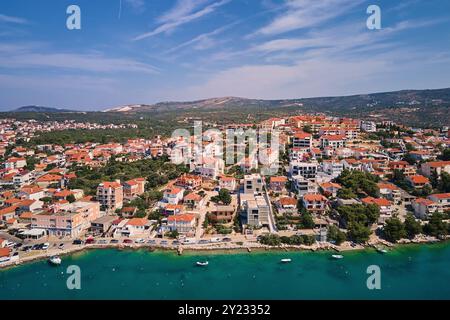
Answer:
[{"left": 0, "top": 231, "right": 23, "bottom": 244}]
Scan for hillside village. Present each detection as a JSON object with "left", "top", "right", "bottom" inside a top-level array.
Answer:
[{"left": 1, "top": 115, "right": 449, "bottom": 266}]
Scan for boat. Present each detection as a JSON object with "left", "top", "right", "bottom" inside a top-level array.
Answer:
[
  {"left": 48, "top": 256, "right": 62, "bottom": 265},
  {"left": 280, "top": 259, "right": 292, "bottom": 263},
  {"left": 196, "top": 261, "right": 209, "bottom": 266},
  {"left": 377, "top": 248, "right": 388, "bottom": 254},
  {"left": 331, "top": 255, "right": 344, "bottom": 259}
]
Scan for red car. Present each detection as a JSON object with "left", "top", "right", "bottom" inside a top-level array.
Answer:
[
  {"left": 85, "top": 238, "right": 95, "bottom": 244},
  {"left": 123, "top": 239, "right": 133, "bottom": 244}
]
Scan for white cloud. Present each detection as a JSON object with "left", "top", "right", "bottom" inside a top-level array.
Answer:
[
  {"left": 0, "top": 48, "right": 160, "bottom": 74},
  {"left": 0, "top": 13, "right": 28, "bottom": 24},
  {"left": 124, "top": 0, "right": 146, "bottom": 12},
  {"left": 133, "top": 0, "right": 230, "bottom": 41},
  {"left": 254, "top": 0, "right": 362, "bottom": 36}
]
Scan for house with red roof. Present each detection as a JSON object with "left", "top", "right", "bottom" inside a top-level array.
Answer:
[
  {"left": 407, "top": 175, "right": 430, "bottom": 189},
  {"left": 302, "top": 194, "right": 328, "bottom": 215},
  {"left": 428, "top": 193, "right": 450, "bottom": 213},
  {"left": 167, "top": 214, "right": 196, "bottom": 234},
  {"left": 421, "top": 161, "right": 450, "bottom": 178},
  {"left": 97, "top": 181, "right": 124, "bottom": 212},
  {"left": 123, "top": 178, "right": 146, "bottom": 201},
  {"left": 362, "top": 197, "right": 394, "bottom": 220},
  {"left": 163, "top": 187, "right": 184, "bottom": 205},
  {"left": 412, "top": 198, "right": 441, "bottom": 219}
]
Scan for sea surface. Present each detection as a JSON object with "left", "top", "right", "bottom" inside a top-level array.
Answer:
[{"left": 1, "top": 243, "right": 450, "bottom": 300}]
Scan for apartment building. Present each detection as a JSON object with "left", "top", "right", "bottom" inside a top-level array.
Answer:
[
  {"left": 123, "top": 178, "right": 146, "bottom": 201},
  {"left": 240, "top": 193, "right": 270, "bottom": 227},
  {"left": 167, "top": 214, "right": 196, "bottom": 234},
  {"left": 292, "top": 132, "right": 312, "bottom": 150},
  {"left": 97, "top": 181, "right": 124, "bottom": 212},
  {"left": 244, "top": 174, "right": 264, "bottom": 195},
  {"left": 31, "top": 201, "right": 100, "bottom": 237},
  {"left": 289, "top": 161, "right": 318, "bottom": 179}
]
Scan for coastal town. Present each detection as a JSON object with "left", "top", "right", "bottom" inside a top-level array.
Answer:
[{"left": 0, "top": 114, "right": 449, "bottom": 268}]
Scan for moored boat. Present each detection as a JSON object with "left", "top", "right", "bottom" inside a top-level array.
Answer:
[
  {"left": 280, "top": 258, "right": 292, "bottom": 263},
  {"left": 196, "top": 261, "right": 209, "bottom": 266},
  {"left": 331, "top": 254, "right": 344, "bottom": 259},
  {"left": 48, "top": 256, "right": 62, "bottom": 265},
  {"left": 377, "top": 248, "right": 388, "bottom": 254}
]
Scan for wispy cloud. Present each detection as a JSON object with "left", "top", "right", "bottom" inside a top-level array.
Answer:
[
  {"left": 254, "top": 0, "right": 362, "bottom": 36},
  {"left": 0, "top": 46, "right": 160, "bottom": 74},
  {"left": 124, "top": 0, "right": 146, "bottom": 13},
  {"left": 133, "top": 0, "right": 230, "bottom": 41},
  {"left": 0, "top": 13, "right": 28, "bottom": 24}
]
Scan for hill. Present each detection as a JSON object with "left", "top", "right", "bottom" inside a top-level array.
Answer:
[{"left": 11, "top": 106, "right": 76, "bottom": 113}]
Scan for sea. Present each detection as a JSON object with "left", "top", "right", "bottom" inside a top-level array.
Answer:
[{"left": 1, "top": 243, "right": 450, "bottom": 300}]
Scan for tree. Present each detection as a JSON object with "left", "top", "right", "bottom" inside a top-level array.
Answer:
[
  {"left": 167, "top": 230, "right": 179, "bottom": 239},
  {"left": 327, "top": 225, "right": 346, "bottom": 245},
  {"left": 298, "top": 208, "right": 315, "bottom": 229},
  {"left": 211, "top": 188, "right": 232, "bottom": 205},
  {"left": 383, "top": 217, "right": 406, "bottom": 243},
  {"left": 439, "top": 148, "right": 450, "bottom": 161},
  {"left": 404, "top": 214, "right": 422, "bottom": 239},
  {"left": 437, "top": 172, "right": 450, "bottom": 193},
  {"left": 66, "top": 194, "right": 76, "bottom": 203},
  {"left": 259, "top": 234, "right": 281, "bottom": 246},
  {"left": 347, "top": 222, "right": 371, "bottom": 243},
  {"left": 423, "top": 212, "right": 448, "bottom": 239},
  {"left": 303, "top": 125, "right": 312, "bottom": 133},
  {"left": 337, "top": 187, "right": 357, "bottom": 199}
]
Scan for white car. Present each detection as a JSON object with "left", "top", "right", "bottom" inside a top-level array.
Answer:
[
  {"left": 41, "top": 243, "right": 50, "bottom": 250},
  {"left": 134, "top": 238, "right": 145, "bottom": 244}
]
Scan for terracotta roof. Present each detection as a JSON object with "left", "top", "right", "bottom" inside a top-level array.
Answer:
[
  {"left": 414, "top": 198, "right": 435, "bottom": 206},
  {"left": 99, "top": 182, "right": 122, "bottom": 189},
  {"left": 409, "top": 175, "right": 430, "bottom": 184},
  {"left": 362, "top": 197, "right": 392, "bottom": 207},
  {"left": 184, "top": 193, "right": 202, "bottom": 201},
  {"left": 167, "top": 214, "right": 195, "bottom": 223},
  {"left": 303, "top": 194, "right": 327, "bottom": 202},
  {"left": 424, "top": 161, "right": 450, "bottom": 168},
  {"left": 0, "top": 248, "right": 11, "bottom": 258},
  {"left": 320, "top": 182, "right": 342, "bottom": 189},
  {"left": 126, "top": 218, "right": 148, "bottom": 227},
  {"left": 429, "top": 193, "right": 450, "bottom": 199},
  {"left": 36, "top": 174, "right": 62, "bottom": 182},
  {"left": 279, "top": 197, "right": 297, "bottom": 206},
  {"left": 270, "top": 176, "right": 287, "bottom": 183}
]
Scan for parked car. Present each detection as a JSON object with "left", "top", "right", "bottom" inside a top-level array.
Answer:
[
  {"left": 58, "top": 243, "right": 65, "bottom": 249},
  {"left": 85, "top": 238, "right": 95, "bottom": 244},
  {"left": 222, "top": 237, "right": 232, "bottom": 242},
  {"left": 97, "top": 240, "right": 107, "bottom": 244},
  {"left": 72, "top": 239, "right": 83, "bottom": 245},
  {"left": 110, "top": 239, "right": 119, "bottom": 244},
  {"left": 135, "top": 239, "right": 145, "bottom": 244},
  {"left": 123, "top": 239, "right": 133, "bottom": 244},
  {"left": 147, "top": 239, "right": 156, "bottom": 244},
  {"left": 198, "top": 239, "right": 210, "bottom": 244},
  {"left": 41, "top": 243, "right": 50, "bottom": 250},
  {"left": 160, "top": 240, "right": 168, "bottom": 245},
  {"left": 172, "top": 240, "right": 180, "bottom": 245}
]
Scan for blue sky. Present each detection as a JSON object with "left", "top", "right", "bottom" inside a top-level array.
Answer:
[{"left": 1, "top": 0, "right": 450, "bottom": 110}]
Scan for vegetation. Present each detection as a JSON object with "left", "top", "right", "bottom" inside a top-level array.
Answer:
[
  {"left": 211, "top": 188, "right": 232, "bottom": 205},
  {"left": 327, "top": 225, "right": 346, "bottom": 245},
  {"left": 383, "top": 217, "right": 406, "bottom": 243},
  {"left": 298, "top": 208, "right": 315, "bottom": 229},
  {"left": 423, "top": 213, "right": 448, "bottom": 239},
  {"left": 337, "top": 204, "right": 380, "bottom": 244},
  {"left": 404, "top": 214, "right": 422, "bottom": 239},
  {"left": 336, "top": 170, "right": 380, "bottom": 198},
  {"left": 259, "top": 234, "right": 316, "bottom": 246}
]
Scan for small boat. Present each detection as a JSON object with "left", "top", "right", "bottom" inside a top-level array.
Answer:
[
  {"left": 280, "top": 258, "right": 292, "bottom": 263},
  {"left": 377, "top": 248, "right": 388, "bottom": 254},
  {"left": 331, "top": 255, "right": 344, "bottom": 259},
  {"left": 48, "top": 256, "right": 62, "bottom": 265},
  {"left": 196, "top": 261, "right": 209, "bottom": 266}
]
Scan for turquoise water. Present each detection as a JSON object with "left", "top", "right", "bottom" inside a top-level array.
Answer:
[{"left": 1, "top": 244, "right": 450, "bottom": 300}]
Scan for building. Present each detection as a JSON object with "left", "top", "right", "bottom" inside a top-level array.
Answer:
[
  {"left": 90, "top": 215, "right": 117, "bottom": 235},
  {"left": 320, "top": 182, "right": 342, "bottom": 197},
  {"left": 208, "top": 205, "right": 235, "bottom": 223},
  {"left": 123, "top": 178, "right": 146, "bottom": 201},
  {"left": 163, "top": 187, "right": 185, "bottom": 205},
  {"left": 407, "top": 175, "right": 430, "bottom": 189},
  {"left": 289, "top": 161, "right": 318, "bottom": 179},
  {"left": 31, "top": 201, "right": 101, "bottom": 237},
  {"left": 412, "top": 198, "right": 441, "bottom": 219},
  {"left": 176, "top": 174, "right": 202, "bottom": 190},
  {"left": 320, "top": 135, "right": 346, "bottom": 149},
  {"left": 377, "top": 183, "right": 402, "bottom": 205},
  {"left": 167, "top": 214, "right": 196, "bottom": 233},
  {"left": 97, "top": 181, "right": 124, "bottom": 212},
  {"left": 428, "top": 193, "right": 450, "bottom": 213},
  {"left": 218, "top": 176, "right": 237, "bottom": 192},
  {"left": 302, "top": 194, "right": 328, "bottom": 215},
  {"left": 269, "top": 176, "right": 287, "bottom": 192},
  {"left": 120, "top": 218, "right": 151, "bottom": 237},
  {"left": 4, "top": 157, "right": 27, "bottom": 170},
  {"left": 360, "top": 121, "right": 377, "bottom": 132},
  {"left": 362, "top": 197, "right": 393, "bottom": 222},
  {"left": 421, "top": 161, "right": 450, "bottom": 178},
  {"left": 292, "top": 132, "right": 312, "bottom": 150},
  {"left": 292, "top": 175, "right": 317, "bottom": 197},
  {"left": 244, "top": 174, "right": 264, "bottom": 195},
  {"left": 183, "top": 193, "right": 204, "bottom": 209},
  {"left": 241, "top": 194, "right": 270, "bottom": 227}
]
